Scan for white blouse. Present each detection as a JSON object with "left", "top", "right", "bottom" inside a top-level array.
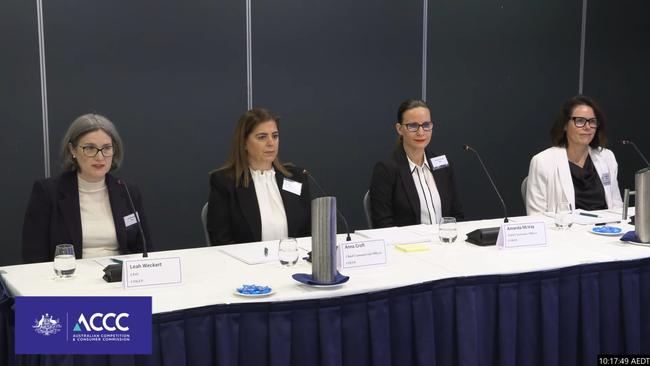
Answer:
[
  {"left": 77, "top": 175, "right": 119, "bottom": 258},
  {"left": 407, "top": 155, "right": 442, "bottom": 225},
  {"left": 250, "top": 168, "right": 289, "bottom": 241}
]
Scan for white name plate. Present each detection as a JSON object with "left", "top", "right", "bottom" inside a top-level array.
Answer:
[
  {"left": 338, "top": 239, "right": 387, "bottom": 269},
  {"left": 496, "top": 221, "right": 548, "bottom": 249},
  {"left": 122, "top": 257, "right": 182, "bottom": 289}
]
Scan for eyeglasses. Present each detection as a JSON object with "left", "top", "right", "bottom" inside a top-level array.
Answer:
[
  {"left": 402, "top": 121, "right": 434, "bottom": 132},
  {"left": 571, "top": 117, "right": 598, "bottom": 128},
  {"left": 79, "top": 145, "right": 114, "bottom": 158}
]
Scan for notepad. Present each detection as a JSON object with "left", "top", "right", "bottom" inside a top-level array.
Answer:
[
  {"left": 542, "top": 209, "right": 621, "bottom": 225},
  {"left": 355, "top": 227, "right": 431, "bottom": 246},
  {"left": 395, "top": 244, "right": 430, "bottom": 252},
  {"left": 220, "top": 241, "right": 278, "bottom": 265}
]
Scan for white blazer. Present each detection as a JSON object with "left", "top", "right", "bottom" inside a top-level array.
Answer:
[{"left": 526, "top": 146, "right": 623, "bottom": 215}]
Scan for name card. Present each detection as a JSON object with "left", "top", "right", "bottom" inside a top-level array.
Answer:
[
  {"left": 496, "top": 221, "right": 548, "bottom": 249},
  {"left": 122, "top": 257, "right": 182, "bottom": 289},
  {"left": 338, "top": 239, "right": 387, "bottom": 269}
]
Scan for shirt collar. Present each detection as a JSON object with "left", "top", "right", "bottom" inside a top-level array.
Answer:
[{"left": 407, "top": 153, "right": 431, "bottom": 173}]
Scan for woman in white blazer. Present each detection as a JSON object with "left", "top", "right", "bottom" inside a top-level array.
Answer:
[{"left": 526, "top": 95, "right": 623, "bottom": 215}]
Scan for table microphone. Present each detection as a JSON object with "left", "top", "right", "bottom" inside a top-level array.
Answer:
[
  {"left": 621, "top": 139, "right": 650, "bottom": 167},
  {"left": 462, "top": 144, "right": 508, "bottom": 246},
  {"left": 302, "top": 169, "right": 352, "bottom": 242},
  {"left": 103, "top": 179, "right": 149, "bottom": 282},
  {"left": 118, "top": 179, "right": 148, "bottom": 257}
]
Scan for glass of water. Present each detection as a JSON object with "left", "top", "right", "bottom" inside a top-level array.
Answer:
[
  {"left": 278, "top": 238, "right": 299, "bottom": 267},
  {"left": 53, "top": 244, "right": 76, "bottom": 278},
  {"left": 439, "top": 217, "right": 458, "bottom": 243},
  {"left": 555, "top": 202, "right": 573, "bottom": 230}
]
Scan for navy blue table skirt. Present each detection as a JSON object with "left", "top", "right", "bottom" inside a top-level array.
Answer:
[{"left": 1, "top": 257, "right": 649, "bottom": 366}]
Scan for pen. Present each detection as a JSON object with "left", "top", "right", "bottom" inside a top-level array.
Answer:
[
  {"left": 579, "top": 212, "right": 599, "bottom": 218},
  {"left": 264, "top": 247, "right": 268, "bottom": 257},
  {"left": 111, "top": 258, "right": 123, "bottom": 264}
]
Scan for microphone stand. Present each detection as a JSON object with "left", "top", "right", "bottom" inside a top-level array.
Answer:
[
  {"left": 462, "top": 145, "right": 508, "bottom": 245},
  {"left": 303, "top": 170, "right": 352, "bottom": 242}
]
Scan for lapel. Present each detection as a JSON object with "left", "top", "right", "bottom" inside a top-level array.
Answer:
[
  {"left": 555, "top": 147, "right": 575, "bottom": 208},
  {"left": 394, "top": 147, "right": 421, "bottom": 222},
  {"left": 429, "top": 153, "right": 449, "bottom": 209},
  {"left": 236, "top": 172, "right": 262, "bottom": 241},
  {"left": 589, "top": 148, "right": 613, "bottom": 208},
  {"left": 57, "top": 172, "right": 83, "bottom": 254},
  {"left": 105, "top": 174, "right": 128, "bottom": 252}
]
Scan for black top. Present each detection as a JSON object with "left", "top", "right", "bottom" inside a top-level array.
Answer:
[
  {"left": 22, "top": 171, "right": 152, "bottom": 264},
  {"left": 369, "top": 147, "right": 464, "bottom": 228},
  {"left": 569, "top": 155, "right": 607, "bottom": 211},
  {"left": 207, "top": 165, "right": 312, "bottom": 245}
]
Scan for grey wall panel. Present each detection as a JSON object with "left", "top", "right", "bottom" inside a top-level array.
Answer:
[
  {"left": 427, "top": 0, "right": 582, "bottom": 219},
  {"left": 0, "top": 0, "right": 43, "bottom": 265},
  {"left": 252, "top": 0, "right": 422, "bottom": 230},
  {"left": 583, "top": 1, "right": 650, "bottom": 195},
  {"left": 43, "top": 0, "right": 247, "bottom": 251}
]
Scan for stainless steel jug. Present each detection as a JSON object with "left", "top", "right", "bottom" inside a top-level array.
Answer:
[
  {"left": 635, "top": 168, "right": 650, "bottom": 242},
  {"left": 623, "top": 167, "right": 650, "bottom": 243},
  {"left": 311, "top": 196, "right": 337, "bottom": 283}
]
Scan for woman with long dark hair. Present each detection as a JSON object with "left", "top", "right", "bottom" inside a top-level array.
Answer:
[{"left": 207, "top": 108, "right": 311, "bottom": 245}]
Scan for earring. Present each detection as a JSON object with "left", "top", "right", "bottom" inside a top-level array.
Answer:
[{"left": 73, "top": 155, "right": 77, "bottom": 159}]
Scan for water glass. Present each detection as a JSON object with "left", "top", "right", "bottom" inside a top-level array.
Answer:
[
  {"left": 278, "top": 238, "right": 299, "bottom": 267},
  {"left": 53, "top": 244, "right": 76, "bottom": 278},
  {"left": 555, "top": 202, "right": 573, "bottom": 230},
  {"left": 438, "top": 217, "right": 458, "bottom": 243}
]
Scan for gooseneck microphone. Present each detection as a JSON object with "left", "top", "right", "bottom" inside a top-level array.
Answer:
[
  {"left": 462, "top": 145, "right": 509, "bottom": 223},
  {"left": 118, "top": 179, "right": 148, "bottom": 257},
  {"left": 302, "top": 169, "right": 352, "bottom": 241},
  {"left": 621, "top": 139, "right": 650, "bottom": 167}
]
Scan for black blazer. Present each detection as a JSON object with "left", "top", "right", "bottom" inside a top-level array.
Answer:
[
  {"left": 22, "top": 171, "right": 152, "bottom": 263},
  {"left": 369, "top": 147, "right": 464, "bottom": 228},
  {"left": 207, "top": 165, "right": 311, "bottom": 245}
]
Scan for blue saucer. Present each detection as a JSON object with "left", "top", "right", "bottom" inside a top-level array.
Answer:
[
  {"left": 292, "top": 272, "right": 349, "bottom": 287},
  {"left": 620, "top": 231, "right": 650, "bottom": 245},
  {"left": 590, "top": 226, "right": 623, "bottom": 235}
]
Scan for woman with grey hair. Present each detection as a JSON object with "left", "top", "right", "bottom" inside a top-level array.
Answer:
[{"left": 22, "top": 113, "right": 151, "bottom": 263}]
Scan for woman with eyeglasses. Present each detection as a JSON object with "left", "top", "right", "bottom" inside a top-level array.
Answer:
[
  {"left": 207, "top": 108, "right": 311, "bottom": 245},
  {"left": 368, "top": 99, "right": 463, "bottom": 228},
  {"left": 22, "top": 114, "right": 151, "bottom": 263},
  {"left": 526, "top": 95, "right": 622, "bottom": 214}
]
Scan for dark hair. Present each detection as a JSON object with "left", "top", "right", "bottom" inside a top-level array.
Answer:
[
  {"left": 397, "top": 99, "right": 429, "bottom": 123},
  {"left": 550, "top": 95, "right": 607, "bottom": 149},
  {"left": 217, "top": 108, "right": 291, "bottom": 188},
  {"left": 395, "top": 99, "right": 429, "bottom": 146}
]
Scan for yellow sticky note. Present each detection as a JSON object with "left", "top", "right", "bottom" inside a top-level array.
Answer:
[{"left": 394, "top": 243, "right": 430, "bottom": 252}]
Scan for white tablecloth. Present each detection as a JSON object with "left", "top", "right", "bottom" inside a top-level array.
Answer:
[{"left": 2, "top": 212, "right": 648, "bottom": 314}]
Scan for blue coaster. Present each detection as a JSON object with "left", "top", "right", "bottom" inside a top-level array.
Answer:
[
  {"left": 292, "top": 272, "right": 349, "bottom": 287},
  {"left": 620, "top": 231, "right": 646, "bottom": 243}
]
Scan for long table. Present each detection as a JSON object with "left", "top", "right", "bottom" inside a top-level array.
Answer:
[{"left": 2, "top": 213, "right": 650, "bottom": 365}]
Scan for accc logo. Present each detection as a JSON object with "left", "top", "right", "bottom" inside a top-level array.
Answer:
[{"left": 75, "top": 313, "right": 130, "bottom": 332}]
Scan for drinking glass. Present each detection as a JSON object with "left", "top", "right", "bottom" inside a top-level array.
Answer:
[
  {"left": 53, "top": 244, "right": 76, "bottom": 278},
  {"left": 555, "top": 202, "right": 573, "bottom": 230},
  {"left": 278, "top": 238, "right": 299, "bottom": 267},
  {"left": 438, "top": 217, "right": 458, "bottom": 243}
]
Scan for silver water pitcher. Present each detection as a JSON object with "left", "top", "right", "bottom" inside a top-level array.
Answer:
[
  {"left": 311, "top": 196, "right": 337, "bottom": 283},
  {"left": 635, "top": 168, "right": 650, "bottom": 242},
  {"left": 624, "top": 167, "right": 650, "bottom": 243}
]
